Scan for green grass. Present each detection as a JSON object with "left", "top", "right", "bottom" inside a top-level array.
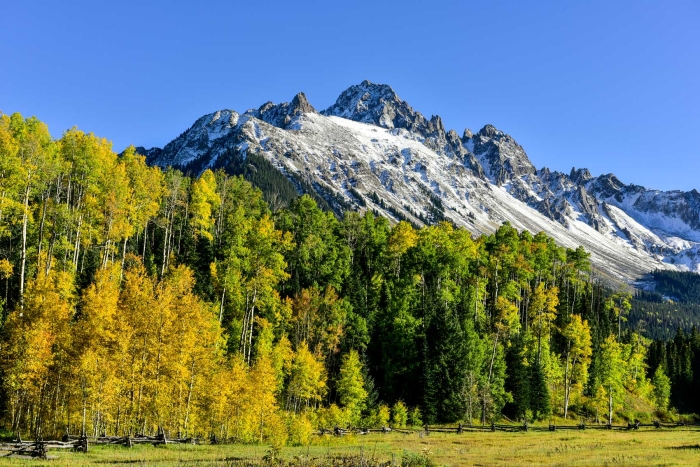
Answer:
[{"left": 2, "top": 429, "right": 700, "bottom": 466}]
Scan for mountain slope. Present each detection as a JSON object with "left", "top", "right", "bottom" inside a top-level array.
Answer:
[{"left": 137, "top": 80, "right": 700, "bottom": 283}]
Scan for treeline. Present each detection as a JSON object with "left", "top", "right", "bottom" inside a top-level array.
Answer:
[
  {"left": 648, "top": 328, "right": 700, "bottom": 414},
  {"left": 650, "top": 270, "right": 700, "bottom": 304},
  {"left": 0, "top": 113, "right": 680, "bottom": 444},
  {"left": 630, "top": 292, "right": 700, "bottom": 340}
]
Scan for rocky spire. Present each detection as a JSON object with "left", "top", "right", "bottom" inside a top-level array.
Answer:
[
  {"left": 290, "top": 92, "right": 316, "bottom": 116},
  {"left": 569, "top": 167, "right": 593, "bottom": 184},
  {"left": 249, "top": 92, "right": 317, "bottom": 129},
  {"left": 473, "top": 124, "right": 535, "bottom": 185}
]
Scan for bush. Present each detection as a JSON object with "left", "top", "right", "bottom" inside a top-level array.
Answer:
[
  {"left": 286, "top": 413, "right": 314, "bottom": 446},
  {"left": 401, "top": 449, "right": 437, "bottom": 467},
  {"left": 408, "top": 406, "right": 423, "bottom": 427},
  {"left": 392, "top": 401, "right": 408, "bottom": 428},
  {"left": 317, "top": 404, "right": 349, "bottom": 429},
  {"left": 365, "top": 404, "right": 390, "bottom": 427}
]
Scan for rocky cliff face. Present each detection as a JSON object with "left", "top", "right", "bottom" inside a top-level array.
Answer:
[{"left": 138, "top": 80, "right": 700, "bottom": 283}]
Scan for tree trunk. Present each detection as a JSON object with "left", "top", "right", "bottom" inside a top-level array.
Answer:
[
  {"left": 563, "top": 347, "right": 570, "bottom": 419},
  {"left": 19, "top": 186, "right": 30, "bottom": 307}
]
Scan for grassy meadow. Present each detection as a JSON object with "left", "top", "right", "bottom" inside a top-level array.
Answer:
[{"left": 1, "top": 429, "right": 700, "bottom": 466}]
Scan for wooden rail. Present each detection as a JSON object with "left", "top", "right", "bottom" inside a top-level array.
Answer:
[
  {"left": 0, "top": 433, "right": 198, "bottom": 459},
  {"left": 315, "top": 420, "right": 699, "bottom": 437},
  {"left": 2, "top": 421, "right": 696, "bottom": 458}
]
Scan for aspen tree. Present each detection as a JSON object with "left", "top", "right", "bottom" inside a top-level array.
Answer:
[
  {"left": 2, "top": 114, "right": 56, "bottom": 305},
  {"left": 336, "top": 350, "right": 367, "bottom": 424},
  {"left": 598, "top": 335, "right": 626, "bottom": 423},
  {"left": 286, "top": 343, "right": 326, "bottom": 413},
  {"left": 190, "top": 169, "right": 220, "bottom": 242},
  {"left": 73, "top": 264, "right": 121, "bottom": 436},
  {"left": 561, "top": 314, "right": 592, "bottom": 418},
  {"left": 249, "top": 354, "right": 285, "bottom": 444},
  {"left": 120, "top": 148, "right": 164, "bottom": 273},
  {"left": 0, "top": 261, "right": 74, "bottom": 437}
]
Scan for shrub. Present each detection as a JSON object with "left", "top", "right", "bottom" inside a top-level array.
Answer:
[
  {"left": 392, "top": 401, "right": 408, "bottom": 428},
  {"left": 286, "top": 413, "right": 314, "bottom": 446},
  {"left": 402, "top": 449, "right": 437, "bottom": 467},
  {"left": 365, "top": 404, "right": 391, "bottom": 427},
  {"left": 317, "top": 404, "right": 349, "bottom": 429},
  {"left": 408, "top": 407, "right": 423, "bottom": 427}
]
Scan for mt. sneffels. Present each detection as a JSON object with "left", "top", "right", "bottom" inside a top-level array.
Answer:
[{"left": 136, "top": 80, "right": 700, "bottom": 283}]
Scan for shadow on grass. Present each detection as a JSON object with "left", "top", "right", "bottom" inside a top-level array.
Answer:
[{"left": 667, "top": 444, "right": 700, "bottom": 450}]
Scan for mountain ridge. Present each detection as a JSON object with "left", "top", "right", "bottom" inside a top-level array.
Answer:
[{"left": 137, "top": 80, "right": 700, "bottom": 283}]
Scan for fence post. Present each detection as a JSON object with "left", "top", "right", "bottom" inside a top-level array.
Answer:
[
  {"left": 79, "top": 435, "right": 89, "bottom": 453},
  {"left": 36, "top": 441, "right": 47, "bottom": 460}
]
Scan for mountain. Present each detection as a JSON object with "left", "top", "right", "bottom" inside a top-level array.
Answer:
[{"left": 137, "top": 80, "right": 700, "bottom": 283}]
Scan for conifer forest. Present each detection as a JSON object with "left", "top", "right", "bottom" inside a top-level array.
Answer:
[{"left": 1, "top": 112, "right": 699, "bottom": 446}]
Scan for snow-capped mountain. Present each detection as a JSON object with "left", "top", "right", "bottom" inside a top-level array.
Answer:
[{"left": 138, "top": 80, "right": 700, "bottom": 283}]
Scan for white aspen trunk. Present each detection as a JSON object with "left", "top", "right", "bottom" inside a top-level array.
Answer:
[
  {"left": 219, "top": 288, "right": 225, "bottom": 324},
  {"left": 19, "top": 185, "right": 30, "bottom": 307},
  {"left": 563, "top": 347, "right": 571, "bottom": 419},
  {"left": 121, "top": 237, "right": 128, "bottom": 278}
]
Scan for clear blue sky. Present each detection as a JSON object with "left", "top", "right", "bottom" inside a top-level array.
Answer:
[{"left": 2, "top": 1, "right": 699, "bottom": 191}]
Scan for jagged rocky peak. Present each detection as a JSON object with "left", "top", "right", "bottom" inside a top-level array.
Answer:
[
  {"left": 248, "top": 92, "right": 317, "bottom": 129},
  {"left": 570, "top": 167, "right": 593, "bottom": 184},
  {"left": 446, "top": 129, "right": 461, "bottom": 146},
  {"left": 477, "top": 124, "right": 502, "bottom": 139},
  {"left": 322, "top": 79, "right": 431, "bottom": 134},
  {"left": 462, "top": 128, "right": 474, "bottom": 141},
  {"left": 290, "top": 92, "right": 316, "bottom": 114},
  {"left": 473, "top": 124, "right": 536, "bottom": 184},
  {"left": 427, "top": 115, "right": 445, "bottom": 134},
  {"left": 588, "top": 173, "right": 627, "bottom": 199}
]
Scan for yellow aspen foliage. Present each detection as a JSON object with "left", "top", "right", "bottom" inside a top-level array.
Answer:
[
  {"left": 336, "top": 349, "right": 367, "bottom": 424},
  {"left": 121, "top": 147, "right": 165, "bottom": 237},
  {"left": 387, "top": 221, "right": 417, "bottom": 276},
  {"left": 286, "top": 343, "right": 326, "bottom": 413},
  {"left": 72, "top": 263, "right": 121, "bottom": 436},
  {"left": 249, "top": 354, "right": 287, "bottom": 445},
  {"left": 190, "top": 169, "right": 220, "bottom": 242},
  {"left": 561, "top": 314, "right": 592, "bottom": 418},
  {"left": 0, "top": 263, "right": 74, "bottom": 436},
  {"left": 598, "top": 335, "right": 627, "bottom": 423},
  {"left": 291, "top": 286, "right": 347, "bottom": 359},
  {"left": 285, "top": 412, "right": 313, "bottom": 446},
  {"left": 529, "top": 283, "right": 559, "bottom": 338},
  {"left": 226, "top": 355, "right": 252, "bottom": 441},
  {"left": 0, "top": 259, "right": 12, "bottom": 278}
]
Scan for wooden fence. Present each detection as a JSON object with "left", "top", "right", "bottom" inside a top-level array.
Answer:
[
  {"left": 317, "top": 420, "right": 699, "bottom": 436},
  {"left": 0, "top": 432, "right": 199, "bottom": 459},
  {"left": 2, "top": 421, "right": 697, "bottom": 459}
]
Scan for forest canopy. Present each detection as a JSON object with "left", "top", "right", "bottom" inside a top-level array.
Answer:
[{"left": 0, "top": 112, "right": 697, "bottom": 444}]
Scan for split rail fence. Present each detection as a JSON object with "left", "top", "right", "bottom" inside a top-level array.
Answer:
[
  {"left": 1, "top": 421, "right": 697, "bottom": 459},
  {"left": 319, "top": 420, "right": 699, "bottom": 436},
  {"left": 0, "top": 432, "right": 198, "bottom": 459}
]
